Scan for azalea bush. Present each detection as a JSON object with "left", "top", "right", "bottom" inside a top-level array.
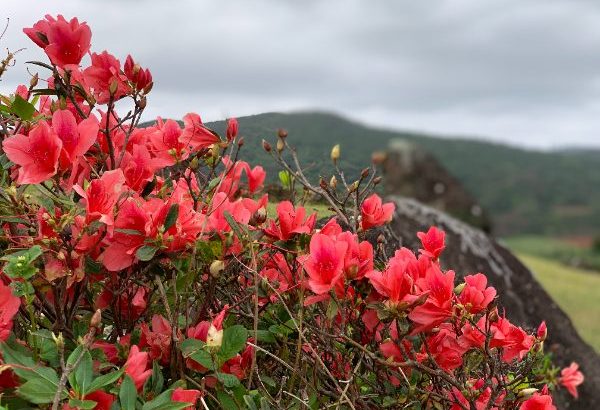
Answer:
[{"left": 0, "top": 15, "right": 585, "bottom": 410}]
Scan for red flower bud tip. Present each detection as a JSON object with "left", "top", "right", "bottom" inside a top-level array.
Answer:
[
  {"left": 537, "top": 321, "right": 547, "bottom": 341},
  {"left": 262, "top": 140, "right": 272, "bottom": 152},
  {"left": 226, "top": 118, "right": 239, "bottom": 141},
  {"left": 278, "top": 128, "right": 288, "bottom": 139}
]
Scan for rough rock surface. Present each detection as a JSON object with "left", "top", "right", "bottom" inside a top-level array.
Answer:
[
  {"left": 368, "top": 196, "right": 599, "bottom": 409},
  {"left": 383, "top": 140, "right": 493, "bottom": 233}
]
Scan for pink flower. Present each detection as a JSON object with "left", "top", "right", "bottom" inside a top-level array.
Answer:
[
  {"left": 360, "top": 194, "right": 395, "bottom": 230},
  {"left": 265, "top": 201, "right": 316, "bottom": 241},
  {"left": 408, "top": 266, "right": 455, "bottom": 333},
  {"left": 172, "top": 388, "right": 202, "bottom": 409},
  {"left": 537, "top": 321, "right": 547, "bottom": 341},
  {"left": 458, "top": 273, "right": 496, "bottom": 314},
  {"left": 84, "top": 390, "right": 115, "bottom": 410},
  {"left": 560, "top": 362, "right": 584, "bottom": 398},
  {"left": 0, "top": 281, "right": 21, "bottom": 341},
  {"left": 123, "top": 345, "right": 152, "bottom": 391},
  {"left": 149, "top": 119, "right": 189, "bottom": 167},
  {"left": 83, "top": 51, "right": 130, "bottom": 104},
  {"left": 51, "top": 109, "right": 99, "bottom": 168},
  {"left": 226, "top": 118, "right": 239, "bottom": 141},
  {"left": 519, "top": 387, "right": 556, "bottom": 410},
  {"left": 3, "top": 121, "right": 62, "bottom": 184},
  {"left": 124, "top": 55, "right": 153, "bottom": 92},
  {"left": 244, "top": 164, "right": 266, "bottom": 194},
  {"left": 24, "top": 15, "right": 91, "bottom": 68},
  {"left": 366, "top": 258, "right": 415, "bottom": 307},
  {"left": 180, "top": 113, "right": 220, "bottom": 151},
  {"left": 140, "top": 315, "right": 172, "bottom": 366},
  {"left": 417, "top": 226, "right": 445, "bottom": 259},
  {"left": 74, "top": 169, "right": 126, "bottom": 230},
  {"left": 490, "top": 317, "right": 534, "bottom": 363},
  {"left": 119, "top": 144, "right": 160, "bottom": 192},
  {"left": 298, "top": 233, "right": 347, "bottom": 295}
]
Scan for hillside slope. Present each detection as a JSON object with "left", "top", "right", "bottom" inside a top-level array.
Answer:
[{"left": 199, "top": 111, "right": 600, "bottom": 236}]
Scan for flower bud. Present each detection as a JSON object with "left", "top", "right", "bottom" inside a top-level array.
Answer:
[
  {"left": 348, "top": 181, "right": 359, "bottom": 193},
  {"left": 361, "top": 168, "right": 370, "bottom": 179},
  {"left": 143, "top": 81, "right": 154, "bottom": 94},
  {"left": 90, "top": 309, "right": 102, "bottom": 329},
  {"left": 518, "top": 388, "right": 538, "bottom": 398},
  {"left": 371, "top": 151, "right": 387, "bottom": 164},
  {"left": 237, "top": 137, "right": 245, "bottom": 147},
  {"left": 319, "top": 178, "right": 328, "bottom": 190},
  {"left": 109, "top": 80, "right": 118, "bottom": 96},
  {"left": 209, "top": 260, "right": 225, "bottom": 278},
  {"left": 30, "top": 74, "right": 39, "bottom": 88},
  {"left": 329, "top": 175, "right": 337, "bottom": 189},
  {"left": 454, "top": 283, "right": 466, "bottom": 295},
  {"left": 276, "top": 139, "right": 285, "bottom": 153},
  {"left": 138, "top": 96, "right": 147, "bottom": 110},
  {"left": 537, "top": 321, "right": 547, "bottom": 341},
  {"left": 330, "top": 144, "right": 340, "bottom": 163},
  {"left": 488, "top": 309, "right": 499, "bottom": 322},
  {"left": 249, "top": 207, "right": 267, "bottom": 226},
  {"left": 278, "top": 128, "right": 288, "bottom": 139},
  {"left": 373, "top": 176, "right": 383, "bottom": 186},
  {"left": 206, "top": 325, "right": 223, "bottom": 348},
  {"left": 262, "top": 140, "right": 272, "bottom": 152}
]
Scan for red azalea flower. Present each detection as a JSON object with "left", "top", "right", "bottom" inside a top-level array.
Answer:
[
  {"left": 298, "top": 233, "right": 347, "bottom": 295},
  {"left": 265, "top": 201, "right": 316, "bottom": 241},
  {"left": 560, "top": 362, "right": 584, "bottom": 398},
  {"left": 360, "top": 193, "right": 395, "bottom": 230},
  {"left": 51, "top": 109, "right": 99, "bottom": 168},
  {"left": 366, "top": 257, "right": 415, "bottom": 308},
  {"left": 490, "top": 316, "right": 534, "bottom": 363},
  {"left": 149, "top": 118, "right": 189, "bottom": 167},
  {"left": 140, "top": 314, "right": 172, "bottom": 366},
  {"left": 3, "top": 121, "right": 62, "bottom": 185},
  {"left": 180, "top": 113, "right": 220, "bottom": 151},
  {"left": 243, "top": 163, "right": 266, "bottom": 194},
  {"left": 83, "top": 51, "right": 130, "bottom": 104},
  {"left": 172, "top": 388, "right": 202, "bottom": 409},
  {"left": 123, "top": 345, "right": 152, "bottom": 391},
  {"left": 124, "top": 55, "right": 153, "bottom": 92},
  {"left": 24, "top": 15, "right": 91, "bottom": 67},
  {"left": 458, "top": 273, "right": 496, "bottom": 314},
  {"left": 85, "top": 390, "right": 115, "bottom": 410},
  {"left": 417, "top": 226, "right": 445, "bottom": 259},
  {"left": 73, "top": 169, "right": 126, "bottom": 230},
  {"left": 0, "top": 281, "right": 21, "bottom": 341},
  {"left": 408, "top": 265, "right": 455, "bottom": 333},
  {"left": 519, "top": 386, "right": 556, "bottom": 410}
]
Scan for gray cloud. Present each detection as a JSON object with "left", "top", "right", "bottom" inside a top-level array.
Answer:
[{"left": 1, "top": 0, "right": 599, "bottom": 148}]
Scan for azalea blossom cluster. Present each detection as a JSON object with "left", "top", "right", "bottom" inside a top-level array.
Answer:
[{"left": 0, "top": 15, "right": 584, "bottom": 410}]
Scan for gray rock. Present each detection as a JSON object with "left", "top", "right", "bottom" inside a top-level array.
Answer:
[{"left": 367, "top": 196, "right": 599, "bottom": 409}]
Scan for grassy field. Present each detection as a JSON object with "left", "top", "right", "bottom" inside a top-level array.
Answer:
[
  {"left": 505, "top": 235, "right": 600, "bottom": 271},
  {"left": 515, "top": 253, "right": 600, "bottom": 352}
]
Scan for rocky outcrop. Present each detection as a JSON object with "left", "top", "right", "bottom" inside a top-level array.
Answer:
[
  {"left": 368, "top": 196, "right": 599, "bottom": 409},
  {"left": 383, "top": 140, "right": 493, "bottom": 233}
]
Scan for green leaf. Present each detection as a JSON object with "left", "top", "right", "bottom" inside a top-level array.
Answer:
[
  {"left": 255, "top": 330, "right": 276, "bottom": 344},
  {"left": 17, "top": 376, "right": 62, "bottom": 404},
  {"left": 216, "top": 391, "right": 238, "bottom": 410},
  {"left": 218, "top": 325, "right": 248, "bottom": 363},
  {"left": 68, "top": 399, "right": 97, "bottom": 410},
  {"left": 163, "top": 203, "right": 179, "bottom": 231},
  {"left": 11, "top": 95, "right": 36, "bottom": 121},
  {"left": 243, "top": 395, "right": 258, "bottom": 410},
  {"left": 67, "top": 346, "right": 93, "bottom": 395},
  {"left": 216, "top": 372, "right": 240, "bottom": 388},
  {"left": 142, "top": 389, "right": 190, "bottom": 410},
  {"left": 1, "top": 245, "right": 43, "bottom": 279},
  {"left": 0, "top": 341, "right": 60, "bottom": 385},
  {"left": 189, "top": 349, "right": 215, "bottom": 371},
  {"left": 119, "top": 375, "right": 137, "bottom": 410},
  {"left": 86, "top": 368, "right": 123, "bottom": 394},
  {"left": 136, "top": 245, "right": 158, "bottom": 261},
  {"left": 148, "top": 360, "right": 164, "bottom": 395},
  {"left": 180, "top": 338, "right": 205, "bottom": 357}
]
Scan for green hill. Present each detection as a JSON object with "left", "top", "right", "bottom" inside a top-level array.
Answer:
[{"left": 186, "top": 111, "right": 600, "bottom": 237}]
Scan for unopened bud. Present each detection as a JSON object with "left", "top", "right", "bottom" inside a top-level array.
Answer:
[
  {"left": 53, "top": 332, "right": 64, "bottom": 350},
  {"left": 361, "top": 168, "right": 370, "bottom": 179},
  {"left": 262, "top": 140, "right": 272, "bottom": 152},
  {"left": 109, "top": 80, "right": 118, "bottom": 96},
  {"left": 249, "top": 207, "right": 267, "bottom": 226},
  {"left": 138, "top": 96, "right": 147, "bottom": 110},
  {"left": 143, "top": 81, "right": 154, "bottom": 94},
  {"left": 330, "top": 144, "right": 340, "bottom": 163},
  {"left": 319, "top": 178, "right": 328, "bottom": 190},
  {"left": 329, "top": 175, "right": 337, "bottom": 189},
  {"left": 377, "top": 234, "right": 386, "bottom": 244},
  {"left": 276, "top": 139, "right": 285, "bottom": 153},
  {"left": 209, "top": 260, "right": 225, "bottom": 278},
  {"left": 518, "top": 388, "right": 538, "bottom": 398},
  {"left": 90, "top": 309, "right": 102, "bottom": 328},
  {"left": 488, "top": 309, "right": 499, "bottom": 322},
  {"left": 454, "top": 283, "right": 466, "bottom": 295},
  {"left": 237, "top": 137, "right": 245, "bottom": 147},
  {"left": 537, "top": 321, "right": 547, "bottom": 341},
  {"left": 371, "top": 151, "right": 387, "bottom": 164},
  {"left": 30, "top": 74, "right": 39, "bottom": 88},
  {"left": 348, "top": 181, "right": 359, "bottom": 193},
  {"left": 206, "top": 325, "right": 224, "bottom": 348},
  {"left": 373, "top": 176, "right": 383, "bottom": 186},
  {"left": 278, "top": 128, "right": 288, "bottom": 139}
]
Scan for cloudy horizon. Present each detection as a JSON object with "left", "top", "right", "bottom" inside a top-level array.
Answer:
[{"left": 1, "top": 0, "right": 599, "bottom": 150}]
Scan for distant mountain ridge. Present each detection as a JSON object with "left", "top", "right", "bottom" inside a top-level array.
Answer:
[{"left": 154, "top": 111, "right": 600, "bottom": 236}]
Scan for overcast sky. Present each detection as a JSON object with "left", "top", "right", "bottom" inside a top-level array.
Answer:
[{"left": 1, "top": 0, "right": 599, "bottom": 149}]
